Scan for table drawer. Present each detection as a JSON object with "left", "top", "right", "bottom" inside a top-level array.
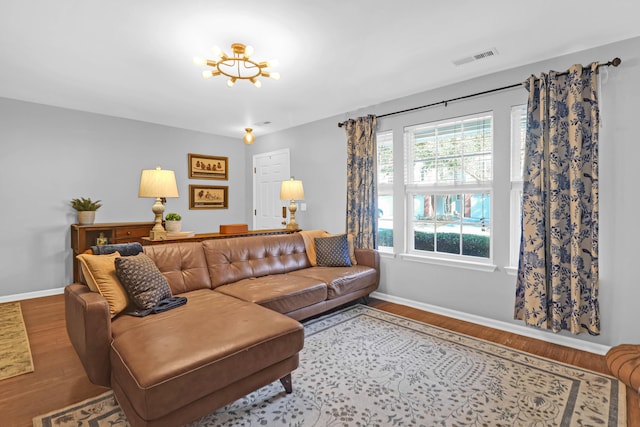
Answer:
[{"left": 114, "top": 226, "right": 152, "bottom": 241}]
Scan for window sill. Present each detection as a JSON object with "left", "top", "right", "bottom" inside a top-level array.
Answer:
[
  {"left": 377, "top": 249, "right": 396, "bottom": 259},
  {"left": 504, "top": 266, "right": 518, "bottom": 276},
  {"left": 399, "top": 253, "right": 497, "bottom": 272}
]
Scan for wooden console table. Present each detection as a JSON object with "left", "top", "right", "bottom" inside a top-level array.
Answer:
[
  {"left": 70, "top": 222, "right": 154, "bottom": 282},
  {"left": 141, "top": 228, "right": 297, "bottom": 246}
]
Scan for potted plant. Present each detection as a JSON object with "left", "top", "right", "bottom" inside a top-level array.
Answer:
[
  {"left": 165, "top": 212, "right": 182, "bottom": 233},
  {"left": 70, "top": 197, "right": 102, "bottom": 225}
]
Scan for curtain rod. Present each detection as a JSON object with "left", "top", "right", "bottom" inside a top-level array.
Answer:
[{"left": 337, "top": 57, "right": 621, "bottom": 127}]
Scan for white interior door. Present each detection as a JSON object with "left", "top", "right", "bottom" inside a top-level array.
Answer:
[{"left": 253, "top": 149, "right": 290, "bottom": 229}]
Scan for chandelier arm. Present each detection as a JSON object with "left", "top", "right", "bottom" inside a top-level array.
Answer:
[{"left": 198, "top": 43, "right": 276, "bottom": 85}]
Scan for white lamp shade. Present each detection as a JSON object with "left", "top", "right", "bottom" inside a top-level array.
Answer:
[
  {"left": 139, "top": 167, "right": 179, "bottom": 198},
  {"left": 280, "top": 178, "right": 304, "bottom": 200}
]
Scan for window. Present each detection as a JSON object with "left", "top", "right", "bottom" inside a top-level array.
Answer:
[
  {"left": 405, "top": 113, "right": 493, "bottom": 260},
  {"left": 509, "top": 105, "right": 527, "bottom": 269},
  {"left": 377, "top": 130, "right": 393, "bottom": 249}
]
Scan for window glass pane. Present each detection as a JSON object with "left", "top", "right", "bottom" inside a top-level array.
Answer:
[
  {"left": 413, "top": 194, "right": 435, "bottom": 251},
  {"left": 510, "top": 105, "right": 527, "bottom": 265},
  {"left": 461, "top": 193, "right": 490, "bottom": 257},
  {"left": 412, "top": 129, "right": 437, "bottom": 183},
  {"left": 407, "top": 114, "right": 493, "bottom": 185},
  {"left": 406, "top": 113, "right": 492, "bottom": 261},
  {"left": 411, "top": 192, "right": 490, "bottom": 258},
  {"left": 377, "top": 194, "right": 393, "bottom": 248},
  {"left": 511, "top": 105, "right": 527, "bottom": 181},
  {"left": 377, "top": 131, "right": 393, "bottom": 184},
  {"left": 435, "top": 194, "right": 462, "bottom": 255},
  {"left": 377, "top": 130, "right": 393, "bottom": 249}
]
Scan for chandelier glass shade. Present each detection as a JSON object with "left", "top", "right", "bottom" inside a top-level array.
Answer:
[
  {"left": 243, "top": 128, "right": 255, "bottom": 145},
  {"left": 194, "top": 43, "right": 280, "bottom": 88}
]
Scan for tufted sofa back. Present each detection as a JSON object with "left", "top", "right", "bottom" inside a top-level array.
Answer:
[
  {"left": 202, "top": 233, "right": 310, "bottom": 288},
  {"left": 143, "top": 242, "right": 212, "bottom": 294}
]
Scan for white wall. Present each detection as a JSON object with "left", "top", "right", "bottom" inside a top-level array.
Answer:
[
  {"left": 0, "top": 100, "right": 248, "bottom": 296},
  {"left": 247, "top": 36, "right": 640, "bottom": 347}
]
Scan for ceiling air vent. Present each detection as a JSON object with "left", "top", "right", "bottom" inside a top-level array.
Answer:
[{"left": 452, "top": 48, "right": 499, "bottom": 66}]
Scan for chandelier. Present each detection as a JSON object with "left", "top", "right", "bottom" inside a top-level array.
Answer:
[
  {"left": 243, "top": 128, "right": 255, "bottom": 145},
  {"left": 194, "top": 43, "right": 280, "bottom": 88}
]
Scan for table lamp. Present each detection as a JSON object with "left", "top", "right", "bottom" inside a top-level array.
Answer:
[
  {"left": 139, "top": 166, "right": 179, "bottom": 240},
  {"left": 280, "top": 177, "right": 304, "bottom": 230}
]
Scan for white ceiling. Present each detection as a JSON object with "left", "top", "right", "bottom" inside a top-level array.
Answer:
[{"left": 1, "top": 1, "right": 638, "bottom": 138}]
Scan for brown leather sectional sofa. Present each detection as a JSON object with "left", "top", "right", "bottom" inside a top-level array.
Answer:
[{"left": 65, "top": 232, "right": 380, "bottom": 427}]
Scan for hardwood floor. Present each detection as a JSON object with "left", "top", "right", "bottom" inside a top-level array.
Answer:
[
  {"left": 1, "top": 295, "right": 106, "bottom": 427},
  {"left": 1, "top": 294, "right": 637, "bottom": 426}
]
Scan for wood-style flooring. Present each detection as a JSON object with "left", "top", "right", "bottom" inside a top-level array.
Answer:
[{"left": 1, "top": 294, "right": 637, "bottom": 426}]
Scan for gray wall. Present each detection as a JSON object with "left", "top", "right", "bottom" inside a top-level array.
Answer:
[
  {"left": 0, "top": 100, "right": 247, "bottom": 296},
  {"left": 2, "top": 36, "right": 638, "bottom": 348},
  {"left": 247, "top": 36, "right": 640, "bottom": 347}
]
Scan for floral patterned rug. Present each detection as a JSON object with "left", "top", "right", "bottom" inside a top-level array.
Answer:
[
  {"left": 0, "top": 301, "right": 34, "bottom": 381},
  {"left": 33, "top": 305, "right": 625, "bottom": 426}
]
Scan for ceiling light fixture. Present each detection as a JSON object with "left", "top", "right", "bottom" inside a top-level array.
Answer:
[
  {"left": 194, "top": 43, "right": 280, "bottom": 88},
  {"left": 243, "top": 128, "right": 255, "bottom": 145}
]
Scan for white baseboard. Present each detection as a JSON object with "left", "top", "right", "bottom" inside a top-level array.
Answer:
[
  {"left": 0, "top": 287, "right": 611, "bottom": 355},
  {"left": 0, "top": 287, "right": 65, "bottom": 303},
  {"left": 370, "top": 291, "right": 611, "bottom": 356}
]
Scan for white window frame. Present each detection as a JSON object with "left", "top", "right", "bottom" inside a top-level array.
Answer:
[
  {"left": 376, "top": 130, "right": 393, "bottom": 252},
  {"left": 402, "top": 112, "right": 495, "bottom": 267},
  {"left": 507, "top": 104, "right": 527, "bottom": 275}
]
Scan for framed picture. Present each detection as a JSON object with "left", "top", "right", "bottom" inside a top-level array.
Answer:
[
  {"left": 189, "top": 185, "right": 228, "bottom": 210},
  {"left": 188, "top": 153, "right": 228, "bottom": 180}
]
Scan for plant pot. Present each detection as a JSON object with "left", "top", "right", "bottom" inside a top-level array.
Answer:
[
  {"left": 165, "top": 220, "right": 181, "bottom": 233},
  {"left": 77, "top": 211, "right": 96, "bottom": 225}
]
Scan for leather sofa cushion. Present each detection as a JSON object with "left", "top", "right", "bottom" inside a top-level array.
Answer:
[
  {"left": 110, "top": 289, "right": 303, "bottom": 420},
  {"left": 289, "top": 265, "right": 378, "bottom": 299},
  {"left": 215, "top": 275, "right": 327, "bottom": 314},
  {"left": 203, "top": 234, "right": 310, "bottom": 288},
  {"left": 143, "top": 242, "right": 212, "bottom": 294}
]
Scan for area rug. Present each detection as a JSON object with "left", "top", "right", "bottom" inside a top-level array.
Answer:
[
  {"left": 0, "top": 301, "right": 34, "bottom": 381},
  {"left": 33, "top": 305, "right": 625, "bottom": 426}
]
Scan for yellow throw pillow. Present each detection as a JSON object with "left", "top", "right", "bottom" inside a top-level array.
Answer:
[
  {"left": 76, "top": 252, "right": 129, "bottom": 317},
  {"left": 300, "top": 230, "right": 330, "bottom": 266}
]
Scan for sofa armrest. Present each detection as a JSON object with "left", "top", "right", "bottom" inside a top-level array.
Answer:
[
  {"left": 354, "top": 248, "right": 380, "bottom": 286},
  {"left": 64, "top": 284, "right": 112, "bottom": 387}
]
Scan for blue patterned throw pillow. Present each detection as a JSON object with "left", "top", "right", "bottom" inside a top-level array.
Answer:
[
  {"left": 115, "top": 253, "right": 172, "bottom": 310},
  {"left": 314, "top": 234, "right": 352, "bottom": 267}
]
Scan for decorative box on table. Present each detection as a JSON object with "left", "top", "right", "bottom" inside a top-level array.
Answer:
[{"left": 219, "top": 224, "right": 248, "bottom": 234}]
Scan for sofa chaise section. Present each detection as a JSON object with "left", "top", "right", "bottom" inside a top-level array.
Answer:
[{"left": 109, "top": 290, "right": 303, "bottom": 427}]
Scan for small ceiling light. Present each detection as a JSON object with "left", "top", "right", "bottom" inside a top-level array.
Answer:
[
  {"left": 194, "top": 43, "right": 279, "bottom": 88},
  {"left": 243, "top": 128, "right": 255, "bottom": 145}
]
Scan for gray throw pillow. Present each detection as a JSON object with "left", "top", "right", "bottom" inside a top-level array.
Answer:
[
  {"left": 314, "top": 234, "right": 352, "bottom": 267},
  {"left": 115, "top": 253, "right": 171, "bottom": 310}
]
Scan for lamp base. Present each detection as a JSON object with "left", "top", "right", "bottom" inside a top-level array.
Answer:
[
  {"left": 149, "top": 197, "right": 167, "bottom": 241},
  {"left": 149, "top": 229, "right": 167, "bottom": 241},
  {"left": 286, "top": 201, "right": 299, "bottom": 230}
]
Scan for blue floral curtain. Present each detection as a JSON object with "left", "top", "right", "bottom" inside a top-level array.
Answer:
[
  {"left": 344, "top": 115, "right": 378, "bottom": 249},
  {"left": 515, "top": 63, "right": 600, "bottom": 335}
]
